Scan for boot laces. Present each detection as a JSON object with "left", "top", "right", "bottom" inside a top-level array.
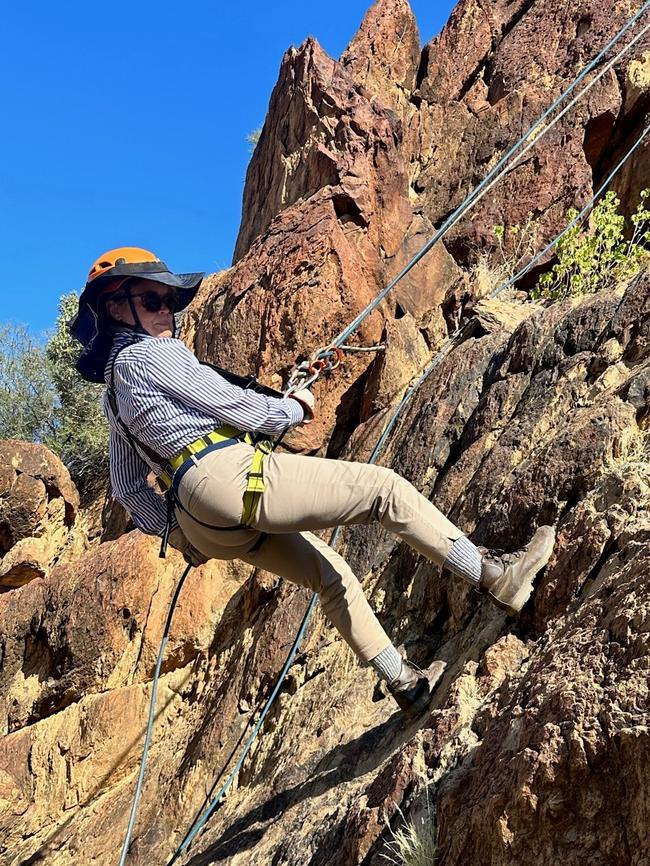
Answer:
[{"left": 484, "top": 546, "right": 526, "bottom": 567}]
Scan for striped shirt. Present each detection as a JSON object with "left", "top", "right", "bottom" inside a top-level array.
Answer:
[{"left": 103, "top": 333, "right": 304, "bottom": 536}]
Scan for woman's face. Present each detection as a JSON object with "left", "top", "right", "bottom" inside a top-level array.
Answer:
[{"left": 107, "top": 279, "right": 176, "bottom": 338}]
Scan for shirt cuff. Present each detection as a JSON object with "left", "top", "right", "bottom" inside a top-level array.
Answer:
[{"left": 285, "top": 396, "right": 305, "bottom": 425}]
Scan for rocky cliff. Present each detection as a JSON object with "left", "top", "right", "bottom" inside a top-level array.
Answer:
[{"left": 2, "top": 1, "right": 650, "bottom": 865}]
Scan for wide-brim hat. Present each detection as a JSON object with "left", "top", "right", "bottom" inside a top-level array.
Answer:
[{"left": 70, "top": 247, "right": 204, "bottom": 347}]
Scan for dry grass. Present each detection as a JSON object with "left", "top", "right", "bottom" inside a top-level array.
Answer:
[
  {"left": 469, "top": 213, "right": 540, "bottom": 298},
  {"left": 381, "top": 801, "right": 437, "bottom": 866},
  {"left": 470, "top": 252, "right": 512, "bottom": 298},
  {"left": 604, "top": 423, "right": 650, "bottom": 514},
  {"left": 381, "top": 750, "right": 437, "bottom": 866},
  {"left": 606, "top": 423, "right": 650, "bottom": 477}
]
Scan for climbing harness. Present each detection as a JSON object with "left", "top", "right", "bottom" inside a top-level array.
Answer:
[
  {"left": 106, "top": 339, "right": 282, "bottom": 556},
  {"left": 156, "top": 426, "right": 275, "bottom": 531},
  {"left": 157, "top": 427, "right": 255, "bottom": 493},
  {"left": 241, "top": 437, "right": 274, "bottom": 525},
  {"left": 118, "top": 6, "right": 650, "bottom": 862},
  {"left": 157, "top": 427, "right": 272, "bottom": 529},
  {"left": 158, "top": 428, "right": 273, "bottom": 536}
]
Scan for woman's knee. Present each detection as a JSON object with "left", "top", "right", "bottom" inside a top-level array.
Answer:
[
  {"left": 304, "top": 541, "right": 360, "bottom": 600},
  {"left": 369, "top": 465, "right": 408, "bottom": 514}
]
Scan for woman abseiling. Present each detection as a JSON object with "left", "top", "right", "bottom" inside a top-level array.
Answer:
[{"left": 70, "top": 247, "right": 556, "bottom": 715}]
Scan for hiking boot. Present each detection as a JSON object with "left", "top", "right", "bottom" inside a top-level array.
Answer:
[
  {"left": 387, "top": 659, "right": 447, "bottom": 716},
  {"left": 478, "top": 525, "right": 556, "bottom": 615}
]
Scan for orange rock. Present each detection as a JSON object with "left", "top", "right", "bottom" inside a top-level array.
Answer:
[{"left": 0, "top": 442, "right": 79, "bottom": 589}]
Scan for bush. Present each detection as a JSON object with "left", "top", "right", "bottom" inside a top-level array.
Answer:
[
  {"left": 0, "top": 324, "right": 56, "bottom": 442},
  {"left": 246, "top": 125, "right": 263, "bottom": 153},
  {"left": 46, "top": 293, "right": 109, "bottom": 494},
  {"left": 0, "top": 293, "right": 108, "bottom": 496},
  {"left": 531, "top": 189, "right": 650, "bottom": 301}
]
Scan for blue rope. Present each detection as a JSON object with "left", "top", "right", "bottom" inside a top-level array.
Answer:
[
  {"left": 118, "top": 563, "right": 193, "bottom": 866},
  {"left": 165, "top": 585, "right": 324, "bottom": 862},
  {"left": 165, "top": 114, "right": 650, "bottom": 865},
  {"left": 330, "top": 1, "right": 650, "bottom": 349}
]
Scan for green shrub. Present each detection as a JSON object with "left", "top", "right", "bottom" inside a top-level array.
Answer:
[
  {"left": 0, "top": 323, "right": 56, "bottom": 443},
  {"left": 0, "top": 293, "right": 109, "bottom": 496},
  {"left": 46, "top": 292, "right": 109, "bottom": 495},
  {"left": 531, "top": 189, "right": 650, "bottom": 301}
]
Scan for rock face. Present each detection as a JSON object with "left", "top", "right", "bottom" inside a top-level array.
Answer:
[
  {"left": 212, "top": 30, "right": 462, "bottom": 453},
  {"left": 0, "top": 442, "right": 79, "bottom": 589},
  {"left": 340, "top": 0, "right": 420, "bottom": 116},
  {"left": 407, "top": 0, "right": 650, "bottom": 261},
  {"left": 2, "top": 1, "right": 650, "bottom": 865}
]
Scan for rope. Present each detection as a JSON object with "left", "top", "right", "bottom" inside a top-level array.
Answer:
[
  {"left": 119, "top": 8, "right": 650, "bottom": 862},
  {"left": 166, "top": 593, "right": 319, "bottom": 864},
  {"left": 162, "top": 116, "right": 650, "bottom": 863},
  {"left": 118, "top": 563, "right": 193, "bottom": 866},
  {"left": 285, "top": 1, "right": 650, "bottom": 392},
  {"left": 328, "top": 1, "right": 650, "bottom": 348}
]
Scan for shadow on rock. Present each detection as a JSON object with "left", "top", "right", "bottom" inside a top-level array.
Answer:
[{"left": 183, "top": 709, "right": 414, "bottom": 865}]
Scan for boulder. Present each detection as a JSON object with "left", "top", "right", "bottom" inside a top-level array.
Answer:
[{"left": 0, "top": 442, "right": 79, "bottom": 589}]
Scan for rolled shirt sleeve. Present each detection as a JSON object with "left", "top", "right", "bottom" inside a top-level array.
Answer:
[{"left": 132, "top": 338, "right": 304, "bottom": 435}]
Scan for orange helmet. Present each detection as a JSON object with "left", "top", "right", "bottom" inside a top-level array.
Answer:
[
  {"left": 86, "top": 246, "right": 163, "bottom": 286},
  {"left": 70, "top": 246, "right": 204, "bottom": 348}
]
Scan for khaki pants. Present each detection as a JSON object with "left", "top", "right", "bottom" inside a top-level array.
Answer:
[{"left": 176, "top": 442, "right": 464, "bottom": 662}]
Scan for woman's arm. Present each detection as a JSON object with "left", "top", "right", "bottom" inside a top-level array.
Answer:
[
  {"left": 109, "top": 427, "right": 173, "bottom": 536},
  {"left": 131, "top": 338, "right": 305, "bottom": 435}
]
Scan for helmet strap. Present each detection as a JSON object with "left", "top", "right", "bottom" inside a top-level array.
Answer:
[{"left": 125, "top": 286, "right": 147, "bottom": 336}]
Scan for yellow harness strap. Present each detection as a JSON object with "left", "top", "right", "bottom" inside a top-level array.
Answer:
[
  {"left": 158, "top": 425, "right": 253, "bottom": 492},
  {"left": 159, "top": 428, "right": 273, "bottom": 527},
  {"left": 241, "top": 439, "right": 273, "bottom": 525}
]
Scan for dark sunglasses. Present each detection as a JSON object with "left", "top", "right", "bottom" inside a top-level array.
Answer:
[{"left": 129, "top": 290, "right": 179, "bottom": 313}]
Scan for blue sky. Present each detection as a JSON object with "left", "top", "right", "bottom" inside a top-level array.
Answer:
[{"left": 1, "top": 1, "right": 456, "bottom": 334}]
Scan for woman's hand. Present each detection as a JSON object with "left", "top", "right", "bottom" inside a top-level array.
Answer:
[{"left": 289, "top": 388, "right": 315, "bottom": 423}]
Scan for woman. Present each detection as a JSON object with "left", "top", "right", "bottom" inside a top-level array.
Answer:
[{"left": 71, "top": 247, "right": 556, "bottom": 715}]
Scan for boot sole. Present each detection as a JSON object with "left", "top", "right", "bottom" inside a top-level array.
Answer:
[{"left": 493, "top": 527, "right": 556, "bottom": 616}]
